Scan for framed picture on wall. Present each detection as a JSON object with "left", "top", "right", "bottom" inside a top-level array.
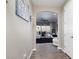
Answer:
[{"left": 16, "top": 0, "right": 30, "bottom": 21}]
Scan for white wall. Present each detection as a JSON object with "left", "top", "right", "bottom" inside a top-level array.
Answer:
[
  {"left": 32, "top": 5, "right": 63, "bottom": 49},
  {"left": 6, "top": 0, "right": 33, "bottom": 59},
  {"left": 63, "top": 0, "right": 73, "bottom": 58}
]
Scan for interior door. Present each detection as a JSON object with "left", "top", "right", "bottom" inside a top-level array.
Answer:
[{"left": 64, "top": 0, "right": 73, "bottom": 58}]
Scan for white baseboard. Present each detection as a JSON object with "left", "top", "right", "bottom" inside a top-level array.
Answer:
[
  {"left": 27, "top": 48, "right": 36, "bottom": 59},
  {"left": 27, "top": 50, "right": 33, "bottom": 59},
  {"left": 57, "top": 47, "right": 62, "bottom": 50},
  {"left": 32, "top": 48, "right": 36, "bottom": 51},
  {"left": 57, "top": 47, "right": 65, "bottom": 52},
  {"left": 57, "top": 47, "right": 65, "bottom": 54},
  {"left": 57, "top": 47, "right": 71, "bottom": 59}
]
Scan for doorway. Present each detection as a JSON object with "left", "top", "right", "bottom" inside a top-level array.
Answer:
[{"left": 36, "top": 11, "right": 58, "bottom": 45}]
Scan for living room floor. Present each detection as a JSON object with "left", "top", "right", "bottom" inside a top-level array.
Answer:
[{"left": 30, "top": 43, "right": 71, "bottom": 59}]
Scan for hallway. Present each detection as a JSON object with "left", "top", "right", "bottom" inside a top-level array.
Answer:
[
  {"left": 30, "top": 43, "right": 70, "bottom": 59},
  {"left": 6, "top": 0, "right": 73, "bottom": 59}
]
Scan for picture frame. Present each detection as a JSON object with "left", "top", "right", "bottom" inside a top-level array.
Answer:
[{"left": 16, "top": 0, "right": 30, "bottom": 22}]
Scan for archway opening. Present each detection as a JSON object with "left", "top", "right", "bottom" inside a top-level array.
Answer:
[{"left": 36, "top": 11, "right": 58, "bottom": 45}]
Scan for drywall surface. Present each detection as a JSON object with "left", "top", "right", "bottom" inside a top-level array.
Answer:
[
  {"left": 64, "top": 0, "right": 73, "bottom": 58},
  {"left": 6, "top": 0, "right": 33, "bottom": 59}
]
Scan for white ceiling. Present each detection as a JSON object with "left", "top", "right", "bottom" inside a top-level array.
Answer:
[
  {"left": 32, "top": 0, "right": 66, "bottom": 7},
  {"left": 37, "top": 11, "right": 58, "bottom": 23}
]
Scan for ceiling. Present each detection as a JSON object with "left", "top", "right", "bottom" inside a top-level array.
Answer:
[
  {"left": 32, "top": 0, "right": 66, "bottom": 7},
  {"left": 32, "top": 0, "right": 66, "bottom": 25},
  {"left": 36, "top": 11, "right": 58, "bottom": 25}
]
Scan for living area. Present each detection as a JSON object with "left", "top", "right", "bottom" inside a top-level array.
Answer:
[{"left": 36, "top": 11, "right": 58, "bottom": 46}]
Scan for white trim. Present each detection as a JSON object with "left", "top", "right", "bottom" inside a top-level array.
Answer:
[
  {"left": 57, "top": 47, "right": 62, "bottom": 50},
  {"left": 27, "top": 50, "right": 33, "bottom": 59},
  {"left": 32, "top": 48, "right": 36, "bottom": 51},
  {"left": 57, "top": 47, "right": 65, "bottom": 52},
  {"left": 27, "top": 48, "right": 36, "bottom": 59},
  {"left": 57, "top": 47, "right": 71, "bottom": 58},
  {"left": 61, "top": 49, "right": 66, "bottom": 53}
]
